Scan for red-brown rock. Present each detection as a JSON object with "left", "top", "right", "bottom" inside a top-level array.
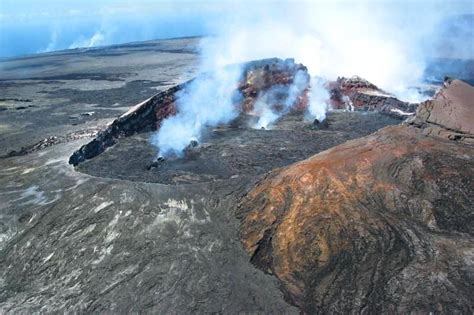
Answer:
[
  {"left": 409, "top": 79, "right": 474, "bottom": 142},
  {"left": 237, "top": 80, "right": 474, "bottom": 313}
]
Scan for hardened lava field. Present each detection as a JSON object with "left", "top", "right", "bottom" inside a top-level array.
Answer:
[{"left": 76, "top": 111, "right": 401, "bottom": 184}]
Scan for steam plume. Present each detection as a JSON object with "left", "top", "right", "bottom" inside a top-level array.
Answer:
[
  {"left": 151, "top": 64, "right": 242, "bottom": 158},
  {"left": 253, "top": 70, "right": 309, "bottom": 129},
  {"left": 151, "top": 0, "right": 473, "bottom": 157}
]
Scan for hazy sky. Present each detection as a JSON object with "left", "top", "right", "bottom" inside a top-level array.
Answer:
[
  {"left": 0, "top": 0, "right": 472, "bottom": 58},
  {"left": 0, "top": 1, "right": 224, "bottom": 57}
]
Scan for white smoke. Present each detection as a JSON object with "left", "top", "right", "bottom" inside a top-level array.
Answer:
[
  {"left": 69, "top": 31, "right": 106, "bottom": 49},
  {"left": 308, "top": 78, "right": 329, "bottom": 121},
  {"left": 254, "top": 107, "right": 279, "bottom": 130},
  {"left": 253, "top": 69, "right": 309, "bottom": 129},
  {"left": 151, "top": 4, "right": 329, "bottom": 156},
  {"left": 151, "top": 0, "right": 472, "bottom": 157},
  {"left": 69, "top": 19, "right": 118, "bottom": 49},
  {"left": 38, "top": 29, "right": 59, "bottom": 53},
  {"left": 151, "top": 64, "right": 242, "bottom": 158},
  {"left": 69, "top": 28, "right": 108, "bottom": 49}
]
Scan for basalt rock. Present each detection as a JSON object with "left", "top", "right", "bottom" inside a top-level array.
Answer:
[
  {"left": 4, "top": 128, "right": 101, "bottom": 158},
  {"left": 329, "top": 76, "right": 418, "bottom": 119},
  {"left": 69, "top": 58, "right": 310, "bottom": 166},
  {"left": 68, "top": 60, "right": 420, "bottom": 166},
  {"left": 237, "top": 79, "right": 474, "bottom": 313},
  {"left": 68, "top": 84, "right": 184, "bottom": 165}
]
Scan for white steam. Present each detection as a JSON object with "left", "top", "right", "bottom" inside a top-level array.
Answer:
[
  {"left": 308, "top": 78, "right": 329, "bottom": 121},
  {"left": 151, "top": 0, "right": 472, "bottom": 157},
  {"left": 151, "top": 65, "right": 242, "bottom": 158},
  {"left": 69, "top": 21, "right": 117, "bottom": 49},
  {"left": 253, "top": 69, "right": 309, "bottom": 129},
  {"left": 39, "top": 29, "right": 59, "bottom": 53},
  {"left": 254, "top": 107, "right": 279, "bottom": 130},
  {"left": 69, "top": 31, "right": 106, "bottom": 49}
]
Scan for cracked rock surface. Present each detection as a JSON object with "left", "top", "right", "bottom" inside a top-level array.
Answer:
[{"left": 0, "top": 142, "right": 299, "bottom": 313}]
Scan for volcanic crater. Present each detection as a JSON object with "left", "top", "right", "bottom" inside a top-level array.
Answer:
[
  {"left": 70, "top": 58, "right": 406, "bottom": 185},
  {"left": 76, "top": 111, "right": 402, "bottom": 184},
  {"left": 64, "top": 58, "right": 474, "bottom": 313},
  {"left": 1, "top": 44, "right": 473, "bottom": 313}
]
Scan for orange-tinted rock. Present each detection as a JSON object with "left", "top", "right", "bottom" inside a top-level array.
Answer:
[
  {"left": 428, "top": 79, "right": 474, "bottom": 134},
  {"left": 238, "top": 80, "right": 474, "bottom": 313}
]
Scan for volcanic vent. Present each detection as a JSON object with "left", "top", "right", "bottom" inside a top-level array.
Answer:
[{"left": 69, "top": 58, "right": 408, "bottom": 184}]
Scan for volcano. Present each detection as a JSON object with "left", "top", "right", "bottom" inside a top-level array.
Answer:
[
  {"left": 68, "top": 58, "right": 416, "bottom": 169},
  {"left": 1, "top": 48, "right": 473, "bottom": 313},
  {"left": 62, "top": 58, "right": 474, "bottom": 312}
]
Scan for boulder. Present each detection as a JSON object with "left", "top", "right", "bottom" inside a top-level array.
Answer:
[{"left": 408, "top": 78, "right": 474, "bottom": 142}]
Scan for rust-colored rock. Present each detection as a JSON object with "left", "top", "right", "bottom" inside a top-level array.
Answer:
[
  {"left": 69, "top": 84, "right": 184, "bottom": 166},
  {"left": 154, "top": 94, "right": 177, "bottom": 129},
  {"left": 237, "top": 80, "right": 474, "bottom": 313}
]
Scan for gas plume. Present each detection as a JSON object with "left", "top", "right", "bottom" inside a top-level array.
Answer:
[{"left": 151, "top": 0, "right": 473, "bottom": 157}]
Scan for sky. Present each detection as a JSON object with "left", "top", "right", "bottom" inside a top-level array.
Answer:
[
  {"left": 0, "top": 0, "right": 472, "bottom": 59},
  {"left": 0, "top": 1, "right": 221, "bottom": 57}
]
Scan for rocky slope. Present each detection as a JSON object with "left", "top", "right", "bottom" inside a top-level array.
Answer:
[
  {"left": 237, "top": 79, "right": 474, "bottom": 313},
  {"left": 328, "top": 76, "right": 419, "bottom": 118},
  {"left": 1, "top": 57, "right": 406, "bottom": 313},
  {"left": 2, "top": 39, "right": 473, "bottom": 313}
]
